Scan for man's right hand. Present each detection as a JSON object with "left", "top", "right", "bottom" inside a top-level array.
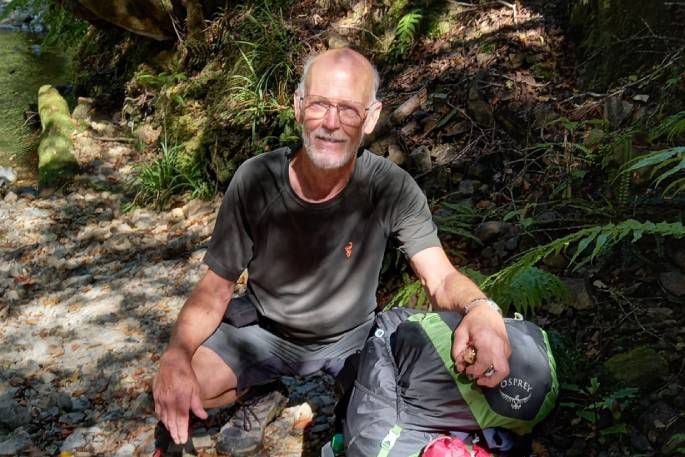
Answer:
[{"left": 153, "top": 349, "right": 208, "bottom": 444}]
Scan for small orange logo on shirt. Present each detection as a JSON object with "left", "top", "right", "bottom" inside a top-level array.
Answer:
[{"left": 344, "top": 241, "right": 353, "bottom": 258}]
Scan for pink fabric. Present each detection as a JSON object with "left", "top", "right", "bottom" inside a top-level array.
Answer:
[{"left": 421, "top": 436, "right": 492, "bottom": 457}]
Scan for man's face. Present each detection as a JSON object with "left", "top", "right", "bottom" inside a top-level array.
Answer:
[{"left": 295, "top": 59, "right": 379, "bottom": 170}]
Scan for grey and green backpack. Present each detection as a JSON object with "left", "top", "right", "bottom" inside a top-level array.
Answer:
[{"left": 343, "top": 308, "right": 558, "bottom": 457}]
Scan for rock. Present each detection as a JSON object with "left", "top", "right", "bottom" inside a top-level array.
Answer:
[
  {"left": 563, "top": 278, "right": 593, "bottom": 310},
  {"left": 0, "top": 429, "right": 32, "bottom": 456},
  {"left": 0, "top": 166, "right": 17, "bottom": 187},
  {"left": 604, "top": 96, "right": 634, "bottom": 128},
  {"left": 475, "top": 221, "right": 514, "bottom": 243},
  {"left": 61, "top": 429, "right": 87, "bottom": 452},
  {"left": 467, "top": 87, "right": 494, "bottom": 127},
  {"left": 71, "top": 397, "right": 91, "bottom": 412},
  {"left": 659, "top": 271, "right": 685, "bottom": 298},
  {"left": 184, "top": 199, "right": 214, "bottom": 219},
  {"left": 113, "top": 443, "right": 135, "bottom": 456},
  {"left": 3, "top": 192, "right": 17, "bottom": 204},
  {"left": 133, "top": 123, "right": 159, "bottom": 145},
  {"left": 191, "top": 433, "right": 213, "bottom": 449},
  {"left": 606, "top": 346, "right": 668, "bottom": 389},
  {"left": 168, "top": 207, "right": 185, "bottom": 224},
  {"left": 542, "top": 253, "right": 569, "bottom": 270},
  {"left": 457, "top": 179, "right": 476, "bottom": 196},
  {"left": 408, "top": 146, "right": 432, "bottom": 173},
  {"left": 387, "top": 144, "right": 406, "bottom": 166},
  {"left": 667, "top": 247, "right": 685, "bottom": 273},
  {"left": 583, "top": 128, "right": 606, "bottom": 147},
  {"left": 59, "top": 411, "right": 86, "bottom": 424},
  {"left": 431, "top": 144, "right": 460, "bottom": 167},
  {"left": 71, "top": 97, "right": 94, "bottom": 122},
  {"left": 130, "top": 209, "right": 155, "bottom": 229},
  {"left": 327, "top": 31, "right": 350, "bottom": 49},
  {"left": 0, "top": 401, "right": 31, "bottom": 430}
]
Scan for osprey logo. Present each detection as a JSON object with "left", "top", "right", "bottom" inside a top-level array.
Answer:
[{"left": 499, "top": 377, "right": 533, "bottom": 411}]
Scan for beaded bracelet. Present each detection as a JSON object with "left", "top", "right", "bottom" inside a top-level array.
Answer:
[{"left": 463, "top": 297, "right": 502, "bottom": 315}]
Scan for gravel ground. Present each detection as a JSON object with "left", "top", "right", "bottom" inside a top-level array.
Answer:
[{"left": 0, "top": 126, "right": 336, "bottom": 456}]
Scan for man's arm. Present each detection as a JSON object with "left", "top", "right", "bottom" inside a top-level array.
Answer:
[
  {"left": 153, "top": 269, "right": 235, "bottom": 444},
  {"left": 410, "top": 246, "right": 511, "bottom": 388}
]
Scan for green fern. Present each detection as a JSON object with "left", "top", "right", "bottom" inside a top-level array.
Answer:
[
  {"left": 482, "top": 220, "right": 685, "bottom": 312},
  {"left": 485, "top": 267, "right": 569, "bottom": 316},
  {"left": 649, "top": 111, "right": 685, "bottom": 143},
  {"left": 391, "top": 9, "right": 423, "bottom": 55},
  {"left": 462, "top": 266, "right": 568, "bottom": 316},
  {"left": 384, "top": 273, "right": 428, "bottom": 311},
  {"left": 622, "top": 146, "right": 685, "bottom": 197},
  {"left": 433, "top": 202, "right": 482, "bottom": 245}
]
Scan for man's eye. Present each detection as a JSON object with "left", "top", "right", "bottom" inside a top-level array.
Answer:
[
  {"left": 311, "top": 101, "right": 330, "bottom": 110},
  {"left": 339, "top": 105, "right": 358, "bottom": 115}
]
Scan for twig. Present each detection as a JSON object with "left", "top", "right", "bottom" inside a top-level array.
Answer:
[
  {"left": 95, "top": 137, "right": 137, "bottom": 143},
  {"left": 491, "top": 70, "right": 549, "bottom": 88}
]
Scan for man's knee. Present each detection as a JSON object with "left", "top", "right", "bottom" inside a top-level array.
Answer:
[{"left": 191, "top": 346, "right": 238, "bottom": 401}]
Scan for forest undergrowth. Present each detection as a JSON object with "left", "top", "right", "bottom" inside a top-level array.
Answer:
[{"left": 4, "top": 0, "right": 685, "bottom": 455}]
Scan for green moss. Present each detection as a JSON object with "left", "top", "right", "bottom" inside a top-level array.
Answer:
[{"left": 37, "top": 85, "right": 79, "bottom": 187}]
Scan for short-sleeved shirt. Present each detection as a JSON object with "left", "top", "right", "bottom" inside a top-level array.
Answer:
[{"left": 204, "top": 146, "right": 440, "bottom": 343}]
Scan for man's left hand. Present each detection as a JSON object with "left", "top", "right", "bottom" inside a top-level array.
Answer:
[{"left": 452, "top": 305, "right": 511, "bottom": 388}]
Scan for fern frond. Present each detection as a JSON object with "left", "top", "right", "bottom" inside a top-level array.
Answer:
[
  {"left": 433, "top": 202, "right": 482, "bottom": 244},
  {"left": 384, "top": 274, "right": 428, "bottom": 311},
  {"left": 485, "top": 267, "right": 570, "bottom": 316},
  {"left": 623, "top": 146, "right": 685, "bottom": 197},
  {"left": 482, "top": 220, "right": 685, "bottom": 311},
  {"left": 391, "top": 9, "right": 423, "bottom": 55},
  {"left": 649, "top": 111, "right": 685, "bottom": 143}
]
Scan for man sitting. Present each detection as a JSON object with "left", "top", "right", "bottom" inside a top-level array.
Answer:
[{"left": 152, "top": 48, "right": 512, "bottom": 456}]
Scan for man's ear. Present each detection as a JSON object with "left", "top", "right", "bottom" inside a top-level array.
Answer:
[
  {"left": 293, "top": 92, "right": 303, "bottom": 123},
  {"left": 363, "top": 101, "right": 383, "bottom": 135}
]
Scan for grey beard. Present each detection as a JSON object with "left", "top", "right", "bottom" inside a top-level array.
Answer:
[{"left": 302, "top": 132, "right": 359, "bottom": 170}]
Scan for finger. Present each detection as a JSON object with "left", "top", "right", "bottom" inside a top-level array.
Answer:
[
  {"left": 451, "top": 326, "right": 470, "bottom": 372},
  {"left": 478, "top": 347, "right": 510, "bottom": 388},
  {"left": 174, "top": 398, "right": 191, "bottom": 444},
  {"left": 190, "top": 392, "right": 208, "bottom": 420}
]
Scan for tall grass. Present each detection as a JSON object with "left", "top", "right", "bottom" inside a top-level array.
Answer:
[{"left": 131, "top": 134, "right": 212, "bottom": 209}]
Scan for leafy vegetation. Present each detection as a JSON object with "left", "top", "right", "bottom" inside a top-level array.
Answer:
[
  {"left": 561, "top": 378, "right": 639, "bottom": 438},
  {"left": 483, "top": 220, "right": 685, "bottom": 311},
  {"left": 130, "top": 133, "right": 213, "bottom": 209}
]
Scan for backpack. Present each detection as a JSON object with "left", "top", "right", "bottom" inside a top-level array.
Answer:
[{"left": 343, "top": 309, "right": 558, "bottom": 457}]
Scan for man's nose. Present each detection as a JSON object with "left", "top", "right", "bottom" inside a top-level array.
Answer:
[{"left": 322, "top": 105, "right": 341, "bottom": 130}]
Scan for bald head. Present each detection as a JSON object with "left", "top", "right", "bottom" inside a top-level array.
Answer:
[{"left": 297, "top": 48, "right": 380, "bottom": 103}]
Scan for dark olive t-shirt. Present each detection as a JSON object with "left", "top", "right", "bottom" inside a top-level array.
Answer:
[{"left": 204, "top": 147, "right": 440, "bottom": 343}]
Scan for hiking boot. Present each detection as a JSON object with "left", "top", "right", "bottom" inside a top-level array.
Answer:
[{"left": 216, "top": 381, "right": 289, "bottom": 456}]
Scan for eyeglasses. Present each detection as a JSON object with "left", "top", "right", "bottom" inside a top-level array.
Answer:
[{"left": 299, "top": 95, "right": 372, "bottom": 127}]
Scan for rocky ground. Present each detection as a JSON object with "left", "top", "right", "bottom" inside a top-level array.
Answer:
[{"left": 0, "top": 124, "right": 337, "bottom": 456}]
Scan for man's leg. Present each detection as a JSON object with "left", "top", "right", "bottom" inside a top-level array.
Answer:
[{"left": 191, "top": 345, "right": 240, "bottom": 408}]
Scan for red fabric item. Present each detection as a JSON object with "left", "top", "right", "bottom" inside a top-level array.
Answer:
[{"left": 421, "top": 436, "right": 492, "bottom": 457}]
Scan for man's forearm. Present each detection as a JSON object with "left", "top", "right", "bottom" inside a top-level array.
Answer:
[
  {"left": 431, "top": 269, "right": 488, "bottom": 314},
  {"left": 165, "top": 270, "right": 235, "bottom": 360}
]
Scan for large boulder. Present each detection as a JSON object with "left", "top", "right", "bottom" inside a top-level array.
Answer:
[{"left": 57, "top": 0, "right": 220, "bottom": 41}]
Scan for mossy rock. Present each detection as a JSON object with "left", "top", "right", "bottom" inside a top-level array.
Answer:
[
  {"left": 37, "top": 85, "right": 80, "bottom": 187},
  {"left": 605, "top": 346, "right": 668, "bottom": 390}
]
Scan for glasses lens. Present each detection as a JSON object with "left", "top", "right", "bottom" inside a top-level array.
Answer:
[
  {"left": 338, "top": 103, "right": 363, "bottom": 126},
  {"left": 302, "top": 96, "right": 365, "bottom": 127}
]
